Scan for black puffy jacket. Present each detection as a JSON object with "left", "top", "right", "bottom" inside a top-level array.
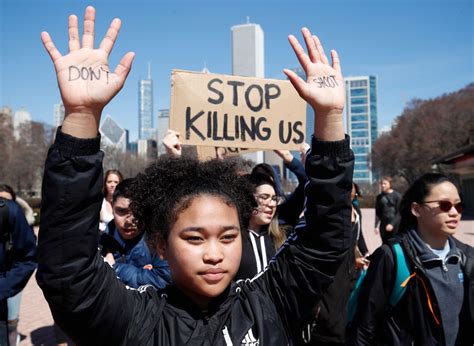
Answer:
[{"left": 37, "top": 130, "right": 354, "bottom": 345}]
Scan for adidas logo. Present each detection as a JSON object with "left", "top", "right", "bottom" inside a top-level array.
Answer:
[
  {"left": 241, "top": 328, "right": 259, "bottom": 346},
  {"left": 221, "top": 326, "right": 260, "bottom": 346}
]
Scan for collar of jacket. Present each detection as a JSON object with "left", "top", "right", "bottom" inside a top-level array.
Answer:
[
  {"left": 406, "top": 228, "right": 461, "bottom": 264},
  {"left": 159, "top": 283, "right": 240, "bottom": 344},
  {"left": 161, "top": 282, "right": 238, "bottom": 320}
]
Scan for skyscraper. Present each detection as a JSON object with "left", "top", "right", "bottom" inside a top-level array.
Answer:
[
  {"left": 138, "top": 139, "right": 158, "bottom": 160},
  {"left": 13, "top": 107, "right": 32, "bottom": 140},
  {"left": 139, "top": 63, "right": 154, "bottom": 140},
  {"left": 156, "top": 109, "right": 170, "bottom": 155},
  {"left": 345, "top": 76, "right": 379, "bottom": 183},
  {"left": 100, "top": 114, "right": 128, "bottom": 152},
  {"left": 53, "top": 102, "right": 65, "bottom": 127},
  {"left": 231, "top": 19, "right": 264, "bottom": 78},
  {"left": 231, "top": 19, "right": 265, "bottom": 164}
]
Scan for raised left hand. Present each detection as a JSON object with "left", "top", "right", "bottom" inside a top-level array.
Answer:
[{"left": 284, "top": 27, "right": 345, "bottom": 115}]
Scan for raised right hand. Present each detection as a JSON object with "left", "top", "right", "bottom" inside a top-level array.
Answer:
[
  {"left": 163, "top": 130, "right": 182, "bottom": 157},
  {"left": 41, "top": 6, "right": 134, "bottom": 138}
]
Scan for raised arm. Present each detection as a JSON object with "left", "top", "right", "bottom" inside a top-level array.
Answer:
[
  {"left": 37, "top": 8, "right": 140, "bottom": 344},
  {"left": 251, "top": 28, "right": 353, "bottom": 335},
  {"left": 41, "top": 6, "right": 134, "bottom": 138}
]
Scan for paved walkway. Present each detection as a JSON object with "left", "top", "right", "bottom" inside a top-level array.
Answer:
[{"left": 15, "top": 212, "right": 474, "bottom": 345}]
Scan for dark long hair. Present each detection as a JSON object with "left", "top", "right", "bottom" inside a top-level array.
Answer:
[{"left": 398, "top": 173, "right": 460, "bottom": 233}]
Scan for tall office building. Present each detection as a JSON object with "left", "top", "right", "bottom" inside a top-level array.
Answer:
[
  {"left": 231, "top": 19, "right": 265, "bottom": 164},
  {"left": 138, "top": 139, "right": 158, "bottom": 160},
  {"left": 345, "top": 76, "right": 379, "bottom": 183},
  {"left": 53, "top": 102, "right": 65, "bottom": 127},
  {"left": 156, "top": 109, "right": 170, "bottom": 155},
  {"left": 231, "top": 20, "right": 264, "bottom": 78},
  {"left": 139, "top": 63, "right": 155, "bottom": 140},
  {"left": 100, "top": 114, "right": 128, "bottom": 152},
  {"left": 13, "top": 107, "right": 32, "bottom": 140}
]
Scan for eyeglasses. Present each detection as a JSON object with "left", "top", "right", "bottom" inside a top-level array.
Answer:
[
  {"left": 423, "top": 200, "right": 464, "bottom": 213},
  {"left": 254, "top": 193, "right": 285, "bottom": 205}
]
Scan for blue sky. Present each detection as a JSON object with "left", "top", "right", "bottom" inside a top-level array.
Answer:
[{"left": 1, "top": 0, "right": 472, "bottom": 141}]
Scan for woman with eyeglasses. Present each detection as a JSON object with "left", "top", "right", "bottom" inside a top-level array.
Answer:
[
  {"left": 234, "top": 172, "right": 289, "bottom": 281},
  {"left": 350, "top": 173, "right": 474, "bottom": 345}
]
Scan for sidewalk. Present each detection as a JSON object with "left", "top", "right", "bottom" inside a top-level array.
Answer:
[{"left": 15, "top": 212, "right": 474, "bottom": 345}]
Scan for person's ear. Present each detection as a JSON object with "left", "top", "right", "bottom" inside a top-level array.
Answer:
[
  {"left": 156, "top": 238, "right": 167, "bottom": 261},
  {"left": 411, "top": 202, "right": 421, "bottom": 218}
]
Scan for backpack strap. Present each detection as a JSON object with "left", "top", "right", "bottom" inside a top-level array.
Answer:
[
  {"left": 388, "top": 242, "right": 411, "bottom": 306},
  {"left": 347, "top": 241, "right": 413, "bottom": 325},
  {"left": 346, "top": 268, "right": 367, "bottom": 323}
]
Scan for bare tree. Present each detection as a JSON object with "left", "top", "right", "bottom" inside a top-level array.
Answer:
[
  {"left": 102, "top": 146, "right": 149, "bottom": 179},
  {"left": 372, "top": 84, "right": 474, "bottom": 183}
]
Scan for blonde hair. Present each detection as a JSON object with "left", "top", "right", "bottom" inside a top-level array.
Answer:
[{"left": 268, "top": 214, "right": 288, "bottom": 250}]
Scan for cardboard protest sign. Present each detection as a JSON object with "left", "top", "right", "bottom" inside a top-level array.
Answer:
[
  {"left": 170, "top": 70, "right": 306, "bottom": 150},
  {"left": 195, "top": 146, "right": 259, "bottom": 161}
]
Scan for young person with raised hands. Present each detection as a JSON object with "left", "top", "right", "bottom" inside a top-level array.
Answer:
[{"left": 37, "top": 6, "right": 353, "bottom": 345}]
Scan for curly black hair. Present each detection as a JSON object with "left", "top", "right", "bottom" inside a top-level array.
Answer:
[{"left": 130, "top": 155, "right": 257, "bottom": 250}]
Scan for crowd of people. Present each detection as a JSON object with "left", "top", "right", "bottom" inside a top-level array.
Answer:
[{"left": 0, "top": 5, "right": 472, "bottom": 346}]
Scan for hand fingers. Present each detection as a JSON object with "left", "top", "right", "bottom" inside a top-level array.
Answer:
[
  {"left": 99, "top": 18, "right": 121, "bottom": 55},
  {"left": 287, "top": 34, "right": 311, "bottom": 72},
  {"left": 41, "top": 31, "right": 62, "bottom": 62},
  {"left": 300, "top": 142, "right": 310, "bottom": 153},
  {"left": 331, "top": 50, "right": 341, "bottom": 73},
  {"left": 114, "top": 51, "right": 135, "bottom": 83},
  {"left": 312, "top": 35, "right": 329, "bottom": 65},
  {"left": 68, "top": 15, "right": 80, "bottom": 52},
  {"left": 82, "top": 6, "right": 96, "bottom": 49},
  {"left": 283, "top": 68, "right": 308, "bottom": 100},
  {"left": 301, "top": 27, "right": 321, "bottom": 63}
]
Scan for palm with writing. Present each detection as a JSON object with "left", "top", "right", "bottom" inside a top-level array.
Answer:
[
  {"left": 284, "top": 27, "right": 345, "bottom": 121},
  {"left": 41, "top": 6, "right": 134, "bottom": 136}
]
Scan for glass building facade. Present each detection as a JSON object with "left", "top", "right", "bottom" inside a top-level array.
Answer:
[
  {"left": 345, "top": 76, "right": 378, "bottom": 183},
  {"left": 100, "top": 114, "right": 128, "bottom": 152},
  {"left": 139, "top": 78, "right": 154, "bottom": 140}
]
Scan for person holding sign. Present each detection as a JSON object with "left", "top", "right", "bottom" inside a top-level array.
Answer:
[{"left": 37, "top": 6, "right": 352, "bottom": 345}]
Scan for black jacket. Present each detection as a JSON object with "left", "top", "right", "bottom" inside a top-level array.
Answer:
[
  {"left": 349, "top": 232, "right": 474, "bottom": 345},
  {"left": 37, "top": 130, "right": 354, "bottom": 346},
  {"left": 375, "top": 191, "right": 401, "bottom": 240},
  {"left": 0, "top": 199, "right": 37, "bottom": 301}
]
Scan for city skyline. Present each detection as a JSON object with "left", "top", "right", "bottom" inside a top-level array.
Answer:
[{"left": 1, "top": 0, "right": 472, "bottom": 141}]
